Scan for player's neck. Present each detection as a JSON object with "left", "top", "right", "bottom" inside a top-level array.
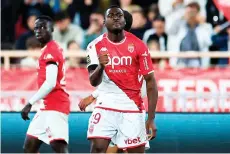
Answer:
[
  {"left": 107, "top": 31, "right": 125, "bottom": 43},
  {"left": 41, "top": 38, "right": 53, "bottom": 47}
]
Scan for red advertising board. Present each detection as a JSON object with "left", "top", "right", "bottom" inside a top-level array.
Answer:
[{"left": 1, "top": 68, "right": 230, "bottom": 112}]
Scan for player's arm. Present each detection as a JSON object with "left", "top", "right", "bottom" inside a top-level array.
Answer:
[
  {"left": 144, "top": 73, "right": 158, "bottom": 120},
  {"left": 138, "top": 42, "right": 158, "bottom": 139},
  {"left": 88, "top": 64, "right": 105, "bottom": 87},
  {"left": 28, "top": 63, "right": 58, "bottom": 104},
  {"left": 86, "top": 44, "right": 109, "bottom": 87},
  {"left": 78, "top": 89, "right": 99, "bottom": 111}
]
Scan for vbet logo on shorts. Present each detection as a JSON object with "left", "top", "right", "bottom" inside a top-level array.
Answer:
[
  {"left": 124, "top": 137, "right": 141, "bottom": 145},
  {"left": 107, "top": 56, "right": 132, "bottom": 69}
]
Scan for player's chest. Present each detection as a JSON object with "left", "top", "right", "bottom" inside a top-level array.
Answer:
[{"left": 97, "top": 43, "right": 138, "bottom": 69}]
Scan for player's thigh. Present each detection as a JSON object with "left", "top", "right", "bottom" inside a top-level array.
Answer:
[
  {"left": 23, "top": 135, "right": 43, "bottom": 152},
  {"left": 116, "top": 112, "right": 147, "bottom": 150},
  {"left": 87, "top": 108, "right": 117, "bottom": 139},
  {"left": 126, "top": 145, "right": 145, "bottom": 153},
  {"left": 45, "top": 111, "right": 69, "bottom": 144},
  {"left": 106, "top": 141, "right": 118, "bottom": 153},
  {"left": 50, "top": 140, "right": 68, "bottom": 153},
  {"left": 90, "top": 138, "right": 111, "bottom": 153}
]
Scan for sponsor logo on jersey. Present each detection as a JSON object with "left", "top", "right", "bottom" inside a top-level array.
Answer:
[
  {"left": 44, "top": 54, "right": 54, "bottom": 60},
  {"left": 100, "top": 47, "right": 108, "bottom": 52},
  {"left": 107, "top": 56, "right": 132, "bottom": 69},
  {"left": 128, "top": 44, "right": 134, "bottom": 53},
  {"left": 124, "top": 137, "right": 141, "bottom": 145},
  {"left": 141, "top": 51, "right": 148, "bottom": 57}
]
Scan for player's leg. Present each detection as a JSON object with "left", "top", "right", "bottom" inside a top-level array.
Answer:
[
  {"left": 126, "top": 145, "right": 145, "bottom": 153},
  {"left": 50, "top": 140, "right": 68, "bottom": 153},
  {"left": 46, "top": 111, "right": 69, "bottom": 153},
  {"left": 91, "top": 138, "right": 111, "bottom": 153},
  {"left": 106, "top": 141, "right": 118, "bottom": 153},
  {"left": 116, "top": 112, "right": 147, "bottom": 153},
  {"left": 87, "top": 108, "right": 117, "bottom": 153},
  {"left": 23, "top": 135, "right": 43, "bottom": 153},
  {"left": 24, "top": 111, "right": 45, "bottom": 152}
]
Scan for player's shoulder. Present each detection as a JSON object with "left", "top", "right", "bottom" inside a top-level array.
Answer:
[
  {"left": 125, "top": 31, "right": 146, "bottom": 47},
  {"left": 44, "top": 41, "right": 63, "bottom": 54},
  {"left": 87, "top": 33, "right": 106, "bottom": 50},
  {"left": 46, "top": 40, "right": 62, "bottom": 50}
]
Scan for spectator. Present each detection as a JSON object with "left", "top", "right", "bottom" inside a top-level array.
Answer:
[
  {"left": 147, "top": 40, "right": 160, "bottom": 51},
  {"left": 20, "top": 36, "right": 41, "bottom": 67},
  {"left": 167, "top": 2, "right": 212, "bottom": 68},
  {"left": 46, "top": 0, "right": 74, "bottom": 13},
  {"left": 66, "top": 40, "right": 85, "bottom": 68},
  {"left": 15, "top": 10, "right": 39, "bottom": 50},
  {"left": 81, "top": 11, "right": 105, "bottom": 49},
  {"left": 206, "top": 0, "right": 227, "bottom": 27},
  {"left": 130, "top": 7, "right": 151, "bottom": 39},
  {"left": 143, "top": 16, "right": 168, "bottom": 51},
  {"left": 147, "top": 3, "right": 160, "bottom": 22},
  {"left": 211, "top": 23, "right": 230, "bottom": 66},
  {"left": 67, "top": 0, "right": 99, "bottom": 29},
  {"left": 53, "top": 11, "right": 84, "bottom": 50},
  {"left": 147, "top": 40, "right": 169, "bottom": 69}
]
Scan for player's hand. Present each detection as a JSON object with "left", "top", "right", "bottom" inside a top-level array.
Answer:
[
  {"left": 146, "top": 119, "right": 157, "bottom": 140},
  {"left": 21, "top": 103, "right": 32, "bottom": 121},
  {"left": 78, "top": 95, "right": 95, "bottom": 111},
  {"left": 98, "top": 53, "right": 109, "bottom": 67}
]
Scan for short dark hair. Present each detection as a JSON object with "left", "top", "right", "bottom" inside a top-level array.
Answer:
[
  {"left": 108, "top": 5, "right": 121, "bottom": 10},
  {"left": 105, "top": 5, "right": 122, "bottom": 17},
  {"left": 54, "top": 11, "right": 70, "bottom": 22},
  {"left": 26, "top": 36, "right": 41, "bottom": 49},
  {"left": 186, "top": 2, "right": 200, "bottom": 12},
  {"left": 153, "top": 15, "right": 165, "bottom": 22},
  {"left": 123, "top": 10, "right": 133, "bottom": 31},
  {"left": 36, "top": 15, "right": 53, "bottom": 23}
]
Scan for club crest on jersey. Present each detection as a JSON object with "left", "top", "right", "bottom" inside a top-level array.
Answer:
[
  {"left": 128, "top": 44, "right": 134, "bottom": 53},
  {"left": 89, "top": 124, "right": 94, "bottom": 134},
  {"left": 100, "top": 47, "right": 108, "bottom": 52}
]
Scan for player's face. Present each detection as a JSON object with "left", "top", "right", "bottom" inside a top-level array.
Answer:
[
  {"left": 34, "top": 19, "right": 52, "bottom": 43},
  {"left": 105, "top": 8, "right": 126, "bottom": 33}
]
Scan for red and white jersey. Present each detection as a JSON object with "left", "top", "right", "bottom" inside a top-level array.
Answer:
[
  {"left": 38, "top": 40, "right": 70, "bottom": 114},
  {"left": 86, "top": 31, "right": 154, "bottom": 112}
]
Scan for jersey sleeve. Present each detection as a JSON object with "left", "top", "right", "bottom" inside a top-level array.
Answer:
[
  {"left": 138, "top": 42, "right": 154, "bottom": 75},
  {"left": 43, "top": 49, "right": 60, "bottom": 65},
  {"left": 86, "top": 44, "right": 99, "bottom": 68}
]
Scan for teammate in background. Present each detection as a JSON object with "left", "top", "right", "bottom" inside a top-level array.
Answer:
[
  {"left": 21, "top": 16, "right": 70, "bottom": 153},
  {"left": 86, "top": 6, "right": 158, "bottom": 153}
]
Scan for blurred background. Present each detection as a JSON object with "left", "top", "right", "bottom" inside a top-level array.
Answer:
[{"left": 1, "top": 0, "right": 230, "bottom": 153}]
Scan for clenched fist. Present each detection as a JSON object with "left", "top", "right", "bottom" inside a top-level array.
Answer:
[{"left": 98, "top": 53, "right": 109, "bottom": 67}]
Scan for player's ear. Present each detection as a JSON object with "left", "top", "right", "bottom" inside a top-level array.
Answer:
[{"left": 103, "top": 20, "right": 105, "bottom": 25}]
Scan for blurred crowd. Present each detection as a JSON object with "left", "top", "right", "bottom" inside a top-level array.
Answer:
[{"left": 1, "top": 0, "right": 230, "bottom": 68}]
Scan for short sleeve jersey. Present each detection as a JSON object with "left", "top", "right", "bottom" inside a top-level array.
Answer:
[{"left": 86, "top": 32, "right": 153, "bottom": 112}]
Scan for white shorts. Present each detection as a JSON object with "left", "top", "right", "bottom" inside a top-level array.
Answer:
[
  {"left": 26, "top": 110, "right": 69, "bottom": 144},
  {"left": 109, "top": 139, "right": 150, "bottom": 150},
  {"left": 87, "top": 108, "right": 147, "bottom": 149}
]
